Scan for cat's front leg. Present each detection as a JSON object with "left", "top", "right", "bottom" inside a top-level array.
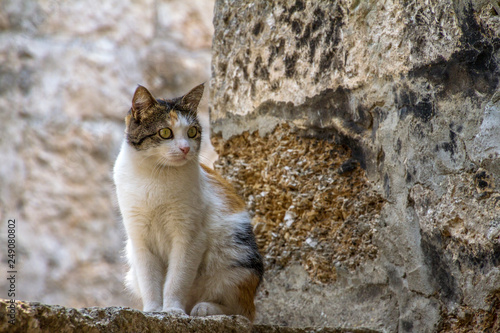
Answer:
[
  {"left": 162, "top": 237, "right": 205, "bottom": 314},
  {"left": 128, "top": 239, "right": 165, "bottom": 312}
]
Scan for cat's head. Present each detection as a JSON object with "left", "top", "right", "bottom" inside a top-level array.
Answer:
[{"left": 125, "top": 84, "right": 204, "bottom": 167}]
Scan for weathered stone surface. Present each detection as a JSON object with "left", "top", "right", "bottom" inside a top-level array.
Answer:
[
  {"left": 212, "top": 125, "right": 396, "bottom": 331},
  {"left": 0, "top": 299, "right": 252, "bottom": 333},
  {"left": 212, "top": 124, "right": 384, "bottom": 284},
  {"left": 210, "top": 0, "right": 500, "bottom": 331},
  {"left": 0, "top": 0, "right": 215, "bottom": 310},
  {"left": 0, "top": 300, "right": 381, "bottom": 333}
]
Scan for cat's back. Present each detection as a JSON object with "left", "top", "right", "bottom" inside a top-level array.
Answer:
[{"left": 199, "top": 163, "right": 247, "bottom": 216}]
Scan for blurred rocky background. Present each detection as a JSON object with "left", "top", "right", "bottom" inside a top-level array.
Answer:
[{"left": 0, "top": 0, "right": 215, "bottom": 309}]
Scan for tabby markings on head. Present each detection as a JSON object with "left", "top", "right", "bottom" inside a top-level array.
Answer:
[{"left": 123, "top": 84, "right": 204, "bottom": 152}]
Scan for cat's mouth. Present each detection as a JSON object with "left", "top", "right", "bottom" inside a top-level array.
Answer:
[{"left": 165, "top": 154, "right": 191, "bottom": 166}]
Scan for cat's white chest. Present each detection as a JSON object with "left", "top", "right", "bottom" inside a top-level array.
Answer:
[{"left": 114, "top": 145, "right": 204, "bottom": 244}]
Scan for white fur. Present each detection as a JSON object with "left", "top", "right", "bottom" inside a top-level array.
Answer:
[{"left": 113, "top": 117, "right": 255, "bottom": 316}]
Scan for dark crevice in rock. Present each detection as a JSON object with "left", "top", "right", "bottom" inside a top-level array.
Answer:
[
  {"left": 212, "top": 87, "right": 377, "bottom": 172},
  {"left": 408, "top": 4, "right": 499, "bottom": 99},
  {"left": 421, "top": 229, "right": 500, "bottom": 307},
  {"left": 420, "top": 232, "right": 462, "bottom": 304}
]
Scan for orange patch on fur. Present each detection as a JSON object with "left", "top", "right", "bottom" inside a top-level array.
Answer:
[
  {"left": 201, "top": 164, "right": 246, "bottom": 213},
  {"left": 125, "top": 114, "right": 132, "bottom": 131},
  {"left": 237, "top": 273, "right": 260, "bottom": 322},
  {"left": 170, "top": 111, "right": 179, "bottom": 121}
]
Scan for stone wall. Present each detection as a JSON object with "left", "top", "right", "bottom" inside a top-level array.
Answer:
[
  {"left": 210, "top": 0, "right": 500, "bottom": 332},
  {"left": 0, "top": 299, "right": 381, "bottom": 333},
  {"left": 0, "top": 0, "right": 214, "bottom": 309}
]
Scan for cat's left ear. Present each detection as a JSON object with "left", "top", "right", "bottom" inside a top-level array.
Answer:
[
  {"left": 180, "top": 83, "right": 205, "bottom": 111},
  {"left": 132, "top": 85, "right": 158, "bottom": 121}
]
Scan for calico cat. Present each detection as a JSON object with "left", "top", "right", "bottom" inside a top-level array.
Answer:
[{"left": 113, "top": 83, "right": 263, "bottom": 321}]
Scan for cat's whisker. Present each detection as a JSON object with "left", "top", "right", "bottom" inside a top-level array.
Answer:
[
  {"left": 159, "top": 157, "right": 170, "bottom": 175},
  {"left": 150, "top": 163, "right": 160, "bottom": 179},
  {"left": 154, "top": 159, "right": 167, "bottom": 178},
  {"left": 138, "top": 153, "right": 154, "bottom": 167},
  {"left": 149, "top": 157, "right": 165, "bottom": 179}
]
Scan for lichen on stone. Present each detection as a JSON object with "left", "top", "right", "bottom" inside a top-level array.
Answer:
[{"left": 212, "top": 124, "right": 385, "bottom": 283}]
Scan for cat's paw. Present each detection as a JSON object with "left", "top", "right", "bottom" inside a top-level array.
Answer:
[
  {"left": 143, "top": 305, "right": 163, "bottom": 312},
  {"left": 190, "top": 302, "right": 224, "bottom": 317},
  {"left": 163, "top": 307, "right": 187, "bottom": 316}
]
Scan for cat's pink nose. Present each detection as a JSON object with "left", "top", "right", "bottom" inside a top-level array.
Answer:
[{"left": 179, "top": 146, "right": 190, "bottom": 155}]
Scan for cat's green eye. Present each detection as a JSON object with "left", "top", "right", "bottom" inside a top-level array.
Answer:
[
  {"left": 187, "top": 127, "right": 198, "bottom": 138},
  {"left": 159, "top": 128, "right": 173, "bottom": 139}
]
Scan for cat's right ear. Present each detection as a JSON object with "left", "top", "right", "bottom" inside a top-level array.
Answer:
[
  {"left": 179, "top": 83, "right": 205, "bottom": 111},
  {"left": 131, "top": 85, "right": 157, "bottom": 122}
]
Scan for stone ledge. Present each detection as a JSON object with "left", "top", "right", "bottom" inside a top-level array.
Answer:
[{"left": 0, "top": 299, "right": 380, "bottom": 333}]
